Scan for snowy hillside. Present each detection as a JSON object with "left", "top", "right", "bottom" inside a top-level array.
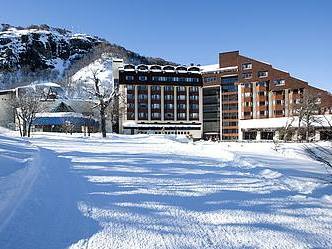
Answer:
[
  {"left": 0, "top": 24, "right": 175, "bottom": 90},
  {"left": 0, "top": 24, "right": 103, "bottom": 73},
  {"left": 0, "top": 132, "right": 331, "bottom": 249},
  {"left": 69, "top": 56, "right": 114, "bottom": 98}
]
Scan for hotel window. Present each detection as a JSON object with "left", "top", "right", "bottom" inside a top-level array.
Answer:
[
  {"left": 125, "top": 75, "right": 134, "bottom": 81},
  {"left": 178, "top": 86, "right": 186, "bottom": 92},
  {"left": 274, "top": 79, "right": 286, "bottom": 86},
  {"left": 165, "top": 94, "right": 173, "bottom": 100},
  {"left": 190, "top": 86, "right": 199, "bottom": 92},
  {"left": 177, "top": 95, "right": 186, "bottom": 100},
  {"left": 242, "top": 63, "right": 252, "bottom": 70},
  {"left": 177, "top": 104, "right": 186, "bottom": 110},
  {"left": 127, "top": 103, "right": 135, "bottom": 109},
  {"left": 127, "top": 85, "right": 134, "bottom": 91},
  {"left": 190, "top": 104, "right": 199, "bottom": 110},
  {"left": 173, "top": 77, "right": 179, "bottom": 82},
  {"left": 274, "top": 110, "right": 284, "bottom": 115},
  {"left": 259, "top": 101, "right": 266, "bottom": 106},
  {"left": 179, "top": 78, "right": 186, "bottom": 83},
  {"left": 138, "top": 112, "right": 147, "bottom": 119},
  {"left": 177, "top": 113, "right": 186, "bottom": 119},
  {"left": 223, "top": 113, "right": 238, "bottom": 119},
  {"left": 258, "top": 71, "right": 268, "bottom": 78},
  {"left": 151, "top": 86, "right": 160, "bottom": 91},
  {"left": 165, "top": 103, "right": 174, "bottom": 109},
  {"left": 244, "top": 102, "right": 252, "bottom": 107},
  {"left": 244, "top": 92, "right": 252, "bottom": 98},
  {"left": 222, "top": 84, "right": 238, "bottom": 92},
  {"left": 138, "top": 94, "right": 148, "bottom": 100},
  {"left": 204, "top": 77, "right": 217, "bottom": 83},
  {"left": 257, "top": 81, "right": 267, "bottom": 87},
  {"left": 127, "top": 94, "right": 134, "bottom": 100},
  {"left": 242, "top": 72, "right": 252, "bottom": 79},
  {"left": 152, "top": 113, "right": 161, "bottom": 118},
  {"left": 139, "top": 103, "right": 148, "bottom": 109},
  {"left": 151, "top": 94, "right": 160, "bottom": 100},
  {"left": 151, "top": 103, "right": 160, "bottom": 109},
  {"left": 165, "top": 113, "right": 174, "bottom": 119},
  {"left": 137, "top": 85, "right": 147, "bottom": 90},
  {"left": 138, "top": 76, "right": 148, "bottom": 81},
  {"left": 152, "top": 76, "right": 159, "bottom": 81},
  {"left": 190, "top": 95, "right": 199, "bottom": 100},
  {"left": 190, "top": 113, "right": 199, "bottom": 120},
  {"left": 258, "top": 91, "right": 265, "bottom": 96},
  {"left": 127, "top": 112, "right": 135, "bottom": 120},
  {"left": 294, "top": 98, "right": 301, "bottom": 104},
  {"left": 165, "top": 86, "right": 174, "bottom": 91}
]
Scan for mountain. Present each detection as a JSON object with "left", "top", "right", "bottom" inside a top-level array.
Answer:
[{"left": 0, "top": 24, "right": 175, "bottom": 89}]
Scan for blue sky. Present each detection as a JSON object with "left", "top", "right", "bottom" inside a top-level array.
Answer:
[{"left": 1, "top": 0, "right": 331, "bottom": 91}]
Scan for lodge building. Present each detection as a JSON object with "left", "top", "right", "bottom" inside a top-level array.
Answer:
[
  {"left": 201, "top": 51, "right": 332, "bottom": 141},
  {"left": 118, "top": 64, "right": 203, "bottom": 139}
]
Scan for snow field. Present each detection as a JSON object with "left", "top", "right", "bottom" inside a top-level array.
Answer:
[{"left": 0, "top": 132, "right": 331, "bottom": 248}]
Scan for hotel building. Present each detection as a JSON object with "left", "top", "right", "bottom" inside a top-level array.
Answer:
[
  {"left": 118, "top": 64, "right": 203, "bottom": 139},
  {"left": 202, "top": 51, "right": 332, "bottom": 141}
]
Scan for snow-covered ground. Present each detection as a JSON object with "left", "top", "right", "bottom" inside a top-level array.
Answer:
[{"left": 0, "top": 131, "right": 331, "bottom": 249}]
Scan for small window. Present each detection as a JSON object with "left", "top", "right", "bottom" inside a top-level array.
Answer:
[
  {"left": 257, "top": 81, "right": 267, "bottom": 87},
  {"left": 242, "top": 73, "right": 252, "bottom": 79},
  {"left": 152, "top": 113, "right": 161, "bottom": 118},
  {"left": 151, "top": 94, "right": 160, "bottom": 100},
  {"left": 274, "top": 79, "right": 286, "bottom": 86},
  {"left": 151, "top": 104, "right": 160, "bottom": 109},
  {"left": 165, "top": 94, "right": 173, "bottom": 100},
  {"left": 177, "top": 113, "right": 186, "bottom": 119},
  {"left": 138, "top": 76, "right": 147, "bottom": 81},
  {"left": 177, "top": 86, "right": 186, "bottom": 92},
  {"left": 165, "top": 86, "right": 174, "bottom": 91},
  {"left": 151, "top": 86, "right": 160, "bottom": 91},
  {"left": 127, "top": 85, "right": 134, "bottom": 91},
  {"left": 137, "top": 85, "right": 147, "bottom": 91},
  {"left": 125, "top": 75, "right": 134, "bottom": 81},
  {"left": 258, "top": 71, "right": 268, "bottom": 78},
  {"left": 242, "top": 63, "right": 252, "bottom": 70},
  {"left": 244, "top": 92, "right": 252, "bottom": 98}
]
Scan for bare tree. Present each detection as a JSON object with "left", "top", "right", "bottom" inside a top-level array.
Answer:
[
  {"left": 315, "top": 114, "right": 332, "bottom": 141},
  {"left": 292, "top": 91, "right": 321, "bottom": 142},
  {"left": 11, "top": 90, "right": 42, "bottom": 137},
  {"left": 279, "top": 116, "right": 295, "bottom": 142},
  {"left": 88, "top": 69, "right": 117, "bottom": 138}
]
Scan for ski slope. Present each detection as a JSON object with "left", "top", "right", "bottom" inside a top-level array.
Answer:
[{"left": 0, "top": 132, "right": 331, "bottom": 249}]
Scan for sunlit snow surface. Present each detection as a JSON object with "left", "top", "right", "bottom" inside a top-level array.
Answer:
[{"left": 0, "top": 132, "right": 331, "bottom": 249}]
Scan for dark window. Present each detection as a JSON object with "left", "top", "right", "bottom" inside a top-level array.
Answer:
[{"left": 126, "top": 75, "right": 134, "bottom": 81}]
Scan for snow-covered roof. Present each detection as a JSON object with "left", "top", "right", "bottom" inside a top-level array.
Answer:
[
  {"left": 36, "top": 112, "right": 85, "bottom": 118},
  {"left": 239, "top": 115, "right": 332, "bottom": 129},
  {"left": 200, "top": 64, "right": 219, "bottom": 73},
  {"left": 200, "top": 64, "right": 238, "bottom": 74},
  {"left": 120, "top": 64, "right": 200, "bottom": 74}
]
